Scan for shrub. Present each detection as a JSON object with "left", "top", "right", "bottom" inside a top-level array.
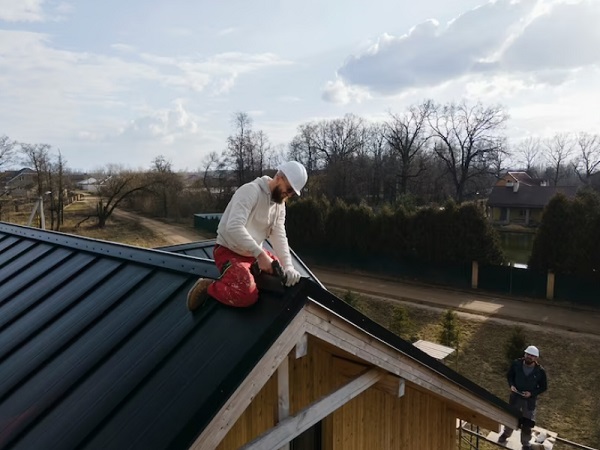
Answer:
[
  {"left": 389, "top": 306, "right": 412, "bottom": 338},
  {"left": 343, "top": 290, "right": 361, "bottom": 307},
  {"left": 504, "top": 326, "right": 527, "bottom": 364},
  {"left": 439, "top": 309, "right": 460, "bottom": 348}
]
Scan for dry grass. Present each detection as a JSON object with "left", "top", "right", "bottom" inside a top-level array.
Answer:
[
  {"left": 338, "top": 289, "right": 600, "bottom": 449},
  {"left": 2, "top": 199, "right": 170, "bottom": 248}
]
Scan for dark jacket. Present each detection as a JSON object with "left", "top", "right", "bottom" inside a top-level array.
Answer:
[{"left": 507, "top": 358, "right": 547, "bottom": 410}]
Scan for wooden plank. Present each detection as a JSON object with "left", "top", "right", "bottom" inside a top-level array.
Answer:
[
  {"left": 277, "top": 355, "right": 290, "bottom": 450},
  {"left": 332, "top": 355, "right": 404, "bottom": 398},
  {"left": 303, "top": 302, "right": 516, "bottom": 428},
  {"left": 191, "top": 311, "right": 308, "bottom": 450},
  {"left": 295, "top": 333, "right": 307, "bottom": 359},
  {"left": 240, "top": 368, "right": 384, "bottom": 450}
]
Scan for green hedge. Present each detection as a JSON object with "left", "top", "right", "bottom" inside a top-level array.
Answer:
[{"left": 287, "top": 198, "right": 504, "bottom": 266}]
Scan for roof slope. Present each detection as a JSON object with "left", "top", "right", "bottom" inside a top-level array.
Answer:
[
  {"left": 488, "top": 184, "right": 578, "bottom": 208},
  {"left": 0, "top": 223, "right": 306, "bottom": 449},
  {"left": 0, "top": 223, "right": 516, "bottom": 450}
]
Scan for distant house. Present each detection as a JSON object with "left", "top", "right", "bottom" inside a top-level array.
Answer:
[
  {"left": 2, "top": 168, "right": 37, "bottom": 197},
  {"left": 495, "top": 171, "right": 546, "bottom": 188},
  {"left": 487, "top": 180, "right": 578, "bottom": 226},
  {"left": 0, "top": 225, "right": 520, "bottom": 450},
  {"left": 76, "top": 177, "right": 100, "bottom": 192}
]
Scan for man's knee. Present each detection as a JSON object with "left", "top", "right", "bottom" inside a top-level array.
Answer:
[{"left": 210, "top": 264, "right": 259, "bottom": 307}]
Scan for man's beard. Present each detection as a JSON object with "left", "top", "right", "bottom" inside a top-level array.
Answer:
[
  {"left": 524, "top": 357, "right": 535, "bottom": 365},
  {"left": 272, "top": 185, "right": 285, "bottom": 204}
]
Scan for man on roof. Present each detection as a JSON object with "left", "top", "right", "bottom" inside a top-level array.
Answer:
[
  {"left": 186, "top": 161, "right": 307, "bottom": 311},
  {"left": 498, "top": 345, "right": 548, "bottom": 450}
]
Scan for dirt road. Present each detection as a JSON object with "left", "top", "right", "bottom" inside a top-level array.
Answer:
[
  {"left": 111, "top": 208, "right": 210, "bottom": 244},
  {"left": 311, "top": 267, "right": 600, "bottom": 337},
  {"left": 117, "top": 208, "right": 600, "bottom": 337}
]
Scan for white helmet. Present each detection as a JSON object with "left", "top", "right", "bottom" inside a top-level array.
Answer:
[
  {"left": 278, "top": 161, "right": 308, "bottom": 196},
  {"left": 524, "top": 345, "right": 539, "bottom": 357}
]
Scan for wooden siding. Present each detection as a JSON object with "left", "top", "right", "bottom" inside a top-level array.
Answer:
[{"left": 217, "top": 336, "right": 458, "bottom": 450}]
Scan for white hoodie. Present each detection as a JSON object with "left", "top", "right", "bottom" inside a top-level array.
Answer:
[{"left": 215, "top": 176, "right": 293, "bottom": 269}]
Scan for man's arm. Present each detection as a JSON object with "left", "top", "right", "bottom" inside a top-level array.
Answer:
[
  {"left": 507, "top": 361, "right": 517, "bottom": 390},
  {"left": 268, "top": 206, "right": 293, "bottom": 269},
  {"left": 533, "top": 368, "right": 548, "bottom": 397}
]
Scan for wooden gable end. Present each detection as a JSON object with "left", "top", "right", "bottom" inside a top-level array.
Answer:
[{"left": 194, "top": 301, "right": 517, "bottom": 450}]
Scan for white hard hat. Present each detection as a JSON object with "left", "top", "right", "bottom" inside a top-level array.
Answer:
[
  {"left": 278, "top": 161, "right": 308, "bottom": 196},
  {"left": 524, "top": 345, "right": 539, "bottom": 357}
]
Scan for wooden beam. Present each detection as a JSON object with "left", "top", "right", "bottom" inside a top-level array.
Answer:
[
  {"left": 190, "top": 312, "right": 307, "bottom": 450},
  {"left": 333, "top": 355, "right": 404, "bottom": 398},
  {"left": 303, "top": 302, "right": 517, "bottom": 428},
  {"left": 240, "top": 368, "right": 384, "bottom": 450},
  {"left": 295, "top": 333, "right": 307, "bottom": 359},
  {"left": 277, "top": 356, "right": 290, "bottom": 450}
]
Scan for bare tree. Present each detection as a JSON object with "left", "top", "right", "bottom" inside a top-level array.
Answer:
[
  {"left": 291, "top": 114, "right": 365, "bottom": 199},
  {"left": 428, "top": 101, "right": 509, "bottom": 202},
  {"left": 252, "top": 130, "right": 272, "bottom": 177},
  {"left": 571, "top": 132, "right": 600, "bottom": 184},
  {"left": 150, "top": 155, "right": 183, "bottom": 217},
  {"left": 516, "top": 137, "right": 541, "bottom": 176},
  {"left": 20, "top": 143, "right": 51, "bottom": 196},
  {"left": 385, "top": 100, "right": 433, "bottom": 196},
  {"left": 363, "top": 123, "right": 388, "bottom": 204},
  {"left": 200, "top": 151, "right": 229, "bottom": 209},
  {"left": 543, "top": 133, "right": 573, "bottom": 186},
  {"left": 0, "top": 135, "right": 16, "bottom": 169},
  {"left": 54, "top": 150, "right": 67, "bottom": 230},
  {"left": 288, "top": 122, "right": 321, "bottom": 176},
  {"left": 96, "top": 166, "right": 154, "bottom": 228},
  {"left": 225, "top": 112, "right": 256, "bottom": 185},
  {"left": 489, "top": 138, "right": 510, "bottom": 180}
]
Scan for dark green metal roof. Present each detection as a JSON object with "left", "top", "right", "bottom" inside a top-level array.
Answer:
[
  {"left": 0, "top": 222, "right": 517, "bottom": 450},
  {"left": 0, "top": 223, "right": 307, "bottom": 449}
]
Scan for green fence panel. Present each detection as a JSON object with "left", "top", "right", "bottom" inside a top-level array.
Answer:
[
  {"left": 296, "top": 248, "right": 471, "bottom": 290},
  {"left": 478, "top": 265, "right": 546, "bottom": 298},
  {"left": 554, "top": 274, "right": 599, "bottom": 306},
  {"left": 193, "top": 213, "right": 222, "bottom": 234}
]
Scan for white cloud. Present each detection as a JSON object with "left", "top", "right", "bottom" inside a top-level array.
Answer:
[
  {"left": 0, "top": 0, "right": 46, "bottom": 22},
  {"left": 326, "top": 0, "right": 600, "bottom": 100},
  {"left": 139, "top": 51, "right": 291, "bottom": 94},
  {"left": 322, "top": 78, "right": 371, "bottom": 105},
  {"left": 499, "top": 1, "right": 600, "bottom": 71},
  {"left": 116, "top": 100, "right": 199, "bottom": 144}
]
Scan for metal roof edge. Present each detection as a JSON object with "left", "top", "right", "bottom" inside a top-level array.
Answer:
[{"left": 0, "top": 222, "right": 217, "bottom": 277}]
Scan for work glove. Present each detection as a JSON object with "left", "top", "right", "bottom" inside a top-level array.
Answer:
[{"left": 284, "top": 267, "right": 301, "bottom": 287}]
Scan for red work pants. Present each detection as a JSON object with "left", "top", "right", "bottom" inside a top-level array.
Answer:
[{"left": 207, "top": 244, "right": 278, "bottom": 307}]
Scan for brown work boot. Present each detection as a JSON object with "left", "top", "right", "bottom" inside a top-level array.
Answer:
[{"left": 187, "top": 278, "right": 213, "bottom": 312}]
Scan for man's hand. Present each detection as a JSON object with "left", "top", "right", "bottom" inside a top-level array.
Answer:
[
  {"left": 284, "top": 267, "right": 301, "bottom": 286},
  {"left": 256, "top": 251, "right": 274, "bottom": 273},
  {"left": 510, "top": 385, "right": 518, "bottom": 393},
  {"left": 521, "top": 391, "right": 532, "bottom": 398}
]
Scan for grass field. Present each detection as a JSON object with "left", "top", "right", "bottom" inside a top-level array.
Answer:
[
  {"left": 2, "top": 200, "right": 598, "bottom": 449},
  {"left": 336, "top": 289, "right": 600, "bottom": 449},
  {"left": 2, "top": 198, "right": 171, "bottom": 248}
]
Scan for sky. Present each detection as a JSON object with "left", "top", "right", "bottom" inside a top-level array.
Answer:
[{"left": 1, "top": 0, "right": 599, "bottom": 172}]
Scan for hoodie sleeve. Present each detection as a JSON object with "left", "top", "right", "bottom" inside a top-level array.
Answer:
[
  {"left": 222, "top": 183, "right": 264, "bottom": 257},
  {"left": 507, "top": 360, "right": 517, "bottom": 388},
  {"left": 268, "top": 204, "right": 293, "bottom": 269}
]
